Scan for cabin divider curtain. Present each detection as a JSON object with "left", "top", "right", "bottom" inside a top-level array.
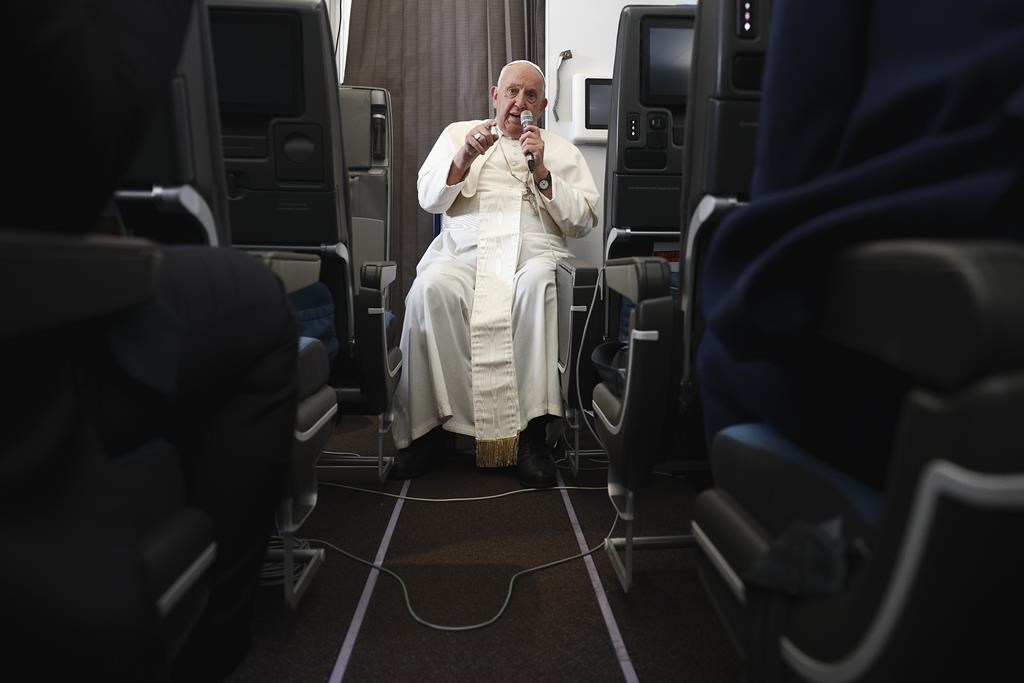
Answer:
[{"left": 344, "top": 0, "right": 545, "bottom": 320}]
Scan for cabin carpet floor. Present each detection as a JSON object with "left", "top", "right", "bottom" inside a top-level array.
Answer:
[{"left": 226, "top": 415, "right": 741, "bottom": 682}]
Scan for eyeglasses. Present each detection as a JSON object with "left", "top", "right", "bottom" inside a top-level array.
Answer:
[{"left": 502, "top": 86, "right": 540, "bottom": 105}]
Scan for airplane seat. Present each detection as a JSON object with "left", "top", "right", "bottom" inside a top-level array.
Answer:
[
  {"left": 340, "top": 86, "right": 393, "bottom": 273},
  {"left": 118, "top": 0, "right": 341, "bottom": 606},
  {"left": 0, "top": 229, "right": 217, "bottom": 678},
  {"left": 691, "top": 240, "right": 1024, "bottom": 680},
  {"left": 340, "top": 84, "right": 403, "bottom": 399},
  {"left": 594, "top": 0, "right": 770, "bottom": 591},
  {"left": 603, "top": 4, "right": 697, "bottom": 260},
  {"left": 598, "top": 2, "right": 699, "bottom": 476},
  {"left": 602, "top": 2, "right": 697, "bottom": 359},
  {"left": 554, "top": 254, "right": 603, "bottom": 472},
  {"left": 591, "top": 256, "right": 693, "bottom": 592},
  {"left": 115, "top": 0, "right": 231, "bottom": 247},
  {"left": 208, "top": 0, "right": 401, "bottom": 482},
  {"left": 252, "top": 251, "right": 338, "bottom": 606},
  {"left": 679, "top": 0, "right": 771, "bottom": 411}
]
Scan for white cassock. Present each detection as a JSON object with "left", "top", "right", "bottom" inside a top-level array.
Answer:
[{"left": 392, "top": 119, "right": 599, "bottom": 465}]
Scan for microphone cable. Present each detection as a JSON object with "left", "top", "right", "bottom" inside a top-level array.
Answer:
[{"left": 306, "top": 510, "right": 619, "bottom": 632}]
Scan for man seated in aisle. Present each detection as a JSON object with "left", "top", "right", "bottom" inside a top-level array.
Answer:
[{"left": 392, "top": 60, "right": 600, "bottom": 488}]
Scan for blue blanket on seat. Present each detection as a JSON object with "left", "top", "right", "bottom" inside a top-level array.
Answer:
[{"left": 288, "top": 281, "right": 339, "bottom": 364}]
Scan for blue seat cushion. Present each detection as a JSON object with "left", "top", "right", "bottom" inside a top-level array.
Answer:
[
  {"left": 713, "top": 423, "right": 883, "bottom": 533},
  {"left": 288, "top": 282, "right": 339, "bottom": 364}
]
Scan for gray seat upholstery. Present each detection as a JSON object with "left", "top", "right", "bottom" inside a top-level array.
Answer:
[
  {"left": 604, "top": 4, "right": 697, "bottom": 260},
  {"left": 592, "top": 257, "right": 693, "bottom": 591},
  {"left": 554, "top": 256, "right": 603, "bottom": 473},
  {"left": 116, "top": 0, "right": 339, "bottom": 606},
  {"left": 341, "top": 85, "right": 393, "bottom": 274},
  {"left": 692, "top": 240, "right": 1024, "bottom": 681},
  {"left": 591, "top": 0, "right": 772, "bottom": 590},
  {"left": 115, "top": 0, "right": 231, "bottom": 247},
  {"left": 209, "top": 0, "right": 401, "bottom": 481},
  {"left": 0, "top": 230, "right": 217, "bottom": 677},
  {"left": 678, "top": 0, "right": 771, "bottom": 401}
]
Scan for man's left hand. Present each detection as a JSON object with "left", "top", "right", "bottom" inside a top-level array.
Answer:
[{"left": 519, "top": 124, "right": 546, "bottom": 181}]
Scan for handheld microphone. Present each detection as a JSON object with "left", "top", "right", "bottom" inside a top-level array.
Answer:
[{"left": 519, "top": 110, "right": 536, "bottom": 171}]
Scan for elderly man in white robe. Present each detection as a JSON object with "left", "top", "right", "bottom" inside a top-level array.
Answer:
[{"left": 392, "top": 59, "right": 600, "bottom": 487}]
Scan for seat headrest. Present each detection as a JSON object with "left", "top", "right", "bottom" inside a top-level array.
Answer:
[
  {"left": 0, "top": 230, "right": 160, "bottom": 341},
  {"left": 821, "top": 239, "right": 1024, "bottom": 391}
]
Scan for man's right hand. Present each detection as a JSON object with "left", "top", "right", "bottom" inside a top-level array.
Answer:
[{"left": 449, "top": 119, "right": 499, "bottom": 184}]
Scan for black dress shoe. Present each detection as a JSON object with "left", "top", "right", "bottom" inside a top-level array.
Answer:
[
  {"left": 391, "top": 427, "right": 453, "bottom": 479},
  {"left": 391, "top": 447, "right": 432, "bottom": 479},
  {"left": 517, "top": 439, "right": 556, "bottom": 488}
]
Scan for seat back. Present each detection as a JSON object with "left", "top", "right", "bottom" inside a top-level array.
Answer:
[
  {"left": 604, "top": 5, "right": 696, "bottom": 245},
  {"left": 340, "top": 85, "right": 393, "bottom": 274},
  {"left": 556, "top": 258, "right": 603, "bottom": 418},
  {"left": 671, "top": 0, "right": 772, "bottom": 458},
  {"left": 602, "top": 4, "right": 695, "bottom": 351},
  {"left": 680, "top": 0, "right": 770, "bottom": 230},
  {"left": 593, "top": 257, "right": 674, "bottom": 492},
  {"left": 680, "top": 0, "right": 770, "bottom": 365},
  {"left": 341, "top": 85, "right": 401, "bottom": 368},
  {"left": 209, "top": 0, "right": 400, "bottom": 417},
  {"left": 117, "top": 0, "right": 231, "bottom": 247},
  {"left": 595, "top": 0, "right": 773, "bottom": 480},
  {"left": 0, "top": 230, "right": 217, "bottom": 677},
  {"left": 693, "top": 240, "right": 1024, "bottom": 679},
  {"left": 208, "top": 0, "right": 354, "bottom": 371},
  {"left": 210, "top": 0, "right": 351, "bottom": 248}
]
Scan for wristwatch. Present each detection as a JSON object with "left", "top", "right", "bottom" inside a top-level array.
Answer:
[{"left": 536, "top": 172, "right": 552, "bottom": 191}]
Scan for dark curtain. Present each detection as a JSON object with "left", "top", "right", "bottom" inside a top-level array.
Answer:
[{"left": 344, "top": 0, "right": 545, "bottom": 320}]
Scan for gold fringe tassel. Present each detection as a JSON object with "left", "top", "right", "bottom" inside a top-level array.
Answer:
[{"left": 475, "top": 435, "right": 519, "bottom": 468}]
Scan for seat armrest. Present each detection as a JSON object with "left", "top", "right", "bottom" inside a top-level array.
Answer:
[
  {"left": 556, "top": 257, "right": 603, "bottom": 408},
  {"left": 360, "top": 261, "right": 397, "bottom": 290},
  {"left": 692, "top": 488, "right": 773, "bottom": 606},
  {"left": 558, "top": 257, "right": 599, "bottom": 287},
  {"left": 604, "top": 256, "right": 672, "bottom": 303},
  {"left": 680, "top": 195, "right": 745, "bottom": 380},
  {"left": 593, "top": 295, "right": 675, "bottom": 490},
  {"left": 1, "top": 230, "right": 159, "bottom": 341},
  {"left": 296, "top": 337, "right": 330, "bottom": 401},
  {"left": 354, "top": 260, "right": 401, "bottom": 414},
  {"left": 821, "top": 239, "right": 1024, "bottom": 391}
]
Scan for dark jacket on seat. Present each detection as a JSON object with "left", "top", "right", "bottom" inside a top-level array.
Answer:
[{"left": 697, "top": 0, "right": 1024, "bottom": 488}]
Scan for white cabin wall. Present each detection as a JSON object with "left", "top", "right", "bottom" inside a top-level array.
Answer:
[{"left": 544, "top": 0, "right": 695, "bottom": 267}]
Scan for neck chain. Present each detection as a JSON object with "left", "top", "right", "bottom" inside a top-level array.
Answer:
[
  {"left": 497, "top": 136, "right": 531, "bottom": 190},
  {"left": 496, "top": 135, "right": 536, "bottom": 207}
]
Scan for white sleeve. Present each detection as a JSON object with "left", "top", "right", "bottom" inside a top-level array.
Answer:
[
  {"left": 417, "top": 124, "right": 466, "bottom": 215},
  {"left": 539, "top": 141, "right": 600, "bottom": 238}
]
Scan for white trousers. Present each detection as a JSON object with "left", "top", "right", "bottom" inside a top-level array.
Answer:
[{"left": 392, "top": 253, "right": 563, "bottom": 449}]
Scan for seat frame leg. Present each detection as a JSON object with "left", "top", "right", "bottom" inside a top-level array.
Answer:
[
  {"left": 267, "top": 503, "right": 325, "bottom": 608},
  {"left": 605, "top": 484, "right": 695, "bottom": 592},
  {"left": 561, "top": 408, "right": 605, "bottom": 478},
  {"left": 319, "top": 411, "right": 395, "bottom": 482}
]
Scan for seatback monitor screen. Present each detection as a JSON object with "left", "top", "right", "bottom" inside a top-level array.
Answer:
[
  {"left": 642, "top": 20, "right": 694, "bottom": 107},
  {"left": 210, "top": 10, "right": 303, "bottom": 116}
]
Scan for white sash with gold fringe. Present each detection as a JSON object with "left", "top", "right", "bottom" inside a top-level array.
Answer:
[{"left": 470, "top": 190, "right": 523, "bottom": 466}]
